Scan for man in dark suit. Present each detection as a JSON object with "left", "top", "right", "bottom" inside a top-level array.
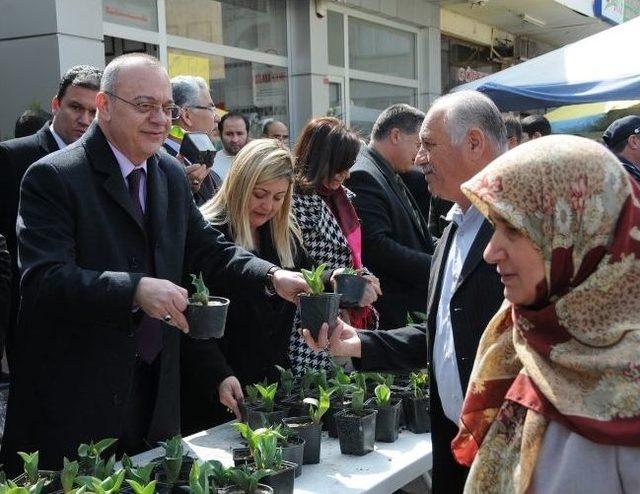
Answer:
[
  {"left": 305, "top": 91, "right": 507, "bottom": 493},
  {"left": 0, "top": 65, "right": 102, "bottom": 368},
  {"left": 345, "top": 104, "right": 434, "bottom": 330},
  {"left": 0, "top": 53, "right": 307, "bottom": 474},
  {"left": 164, "top": 75, "right": 222, "bottom": 205}
]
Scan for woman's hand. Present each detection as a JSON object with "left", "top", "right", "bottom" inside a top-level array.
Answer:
[
  {"left": 218, "top": 375, "right": 244, "bottom": 420},
  {"left": 302, "top": 318, "right": 362, "bottom": 358},
  {"left": 359, "top": 273, "right": 382, "bottom": 307}
]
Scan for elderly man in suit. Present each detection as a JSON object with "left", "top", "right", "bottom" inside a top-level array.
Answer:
[
  {"left": 345, "top": 104, "right": 434, "bottom": 330},
  {"left": 305, "top": 90, "right": 507, "bottom": 493},
  {"left": 0, "top": 65, "right": 102, "bottom": 369},
  {"left": 0, "top": 53, "right": 307, "bottom": 474}
]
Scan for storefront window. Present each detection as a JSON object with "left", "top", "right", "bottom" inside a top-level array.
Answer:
[
  {"left": 348, "top": 17, "right": 415, "bottom": 79},
  {"left": 166, "top": 0, "right": 287, "bottom": 56},
  {"left": 328, "top": 10, "right": 344, "bottom": 67},
  {"left": 441, "top": 35, "right": 501, "bottom": 93},
  {"left": 168, "top": 48, "right": 288, "bottom": 138},
  {"left": 349, "top": 80, "right": 416, "bottom": 137},
  {"left": 103, "top": 0, "right": 158, "bottom": 31}
]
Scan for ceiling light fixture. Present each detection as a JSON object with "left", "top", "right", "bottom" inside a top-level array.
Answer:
[{"left": 520, "top": 13, "right": 546, "bottom": 28}]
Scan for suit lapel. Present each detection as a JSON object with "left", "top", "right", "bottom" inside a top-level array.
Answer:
[
  {"left": 426, "top": 221, "right": 456, "bottom": 324},
  {"left": 37, "top": 122, "right": 60, "bottom": 154},
  {"left": 367, "top": 148, "right": 429, "bottom": 245},
  {"left": 83, "top": 124, "right": 146, "bottom": 234},
  {"left": 146, "top": 155, "right": 168, "bottom": 249},
  {"left": 453, "top": 219, "right": 493, "bottom": 293}
]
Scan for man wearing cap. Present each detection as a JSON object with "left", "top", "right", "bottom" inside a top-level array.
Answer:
[{"left": 602, "top": 115, "right": 640, "bottom": 183}]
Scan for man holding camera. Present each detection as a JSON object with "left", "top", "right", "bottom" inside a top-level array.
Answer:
[{"left": 164, "top": 75, "right": 221, "bottom": 205}]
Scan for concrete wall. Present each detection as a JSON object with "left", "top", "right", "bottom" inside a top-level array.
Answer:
[{"left": 0, "top": 0, "right": 104, "bottom": 139}]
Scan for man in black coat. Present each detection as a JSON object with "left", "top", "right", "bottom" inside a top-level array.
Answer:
[
  {"left": 305, "top": 91, "right": 508, "bottom": 493},
  {"left": 0, "top": 53, "right": 307, "bottom": 474},
  {"left": 0, "top": 65, "right": 102, "bottom": 368},
  {"left": 345, "top": 104, "right": 434, "bottom": 330}
]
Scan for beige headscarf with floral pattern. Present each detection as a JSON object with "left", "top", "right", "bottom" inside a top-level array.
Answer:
[{"left": 451, "top": 135, "right": 640, "bottom": 493}]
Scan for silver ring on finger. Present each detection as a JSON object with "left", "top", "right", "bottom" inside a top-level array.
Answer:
[{"left": 163, "top": 314, "right": 172, "bottom": 322}]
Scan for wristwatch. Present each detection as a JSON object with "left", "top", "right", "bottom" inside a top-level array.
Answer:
[{"left": 265, "top": 266, "right": 280, "bottom": 295}]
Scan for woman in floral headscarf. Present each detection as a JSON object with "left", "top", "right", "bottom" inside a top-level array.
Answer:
[{"left": 452, "top": 135, "right": 640, "bottom": 493}]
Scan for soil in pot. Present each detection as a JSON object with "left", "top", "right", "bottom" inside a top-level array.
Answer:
[
  {"left": 186, "top": 296, "right": 230, "bottom": 339},
  {"left": 297, "top": 293, "right": 341, "bottom": 339},
  {"left": 279, "top": 436, "right": 305, "bottom": 478},
  {"left": 335, "top": 408, "right": 377, "bottom": 456},
  {"left": 282, "top": 416, "right": 322, "bottom": 465},
  {"left": 13, "top": 471, "right": 60, "bottom": 494},
  {"left": 403, "top": 395, "right": 431, "bottom": 434},
  {"left": 246, "top": 406, "right": 289, "bottom": 430},
  {"left": 232, "top": 447, "right": 253, "bottom": 467},
  {"left": 367, "top": 398, "right": 402, "bottom": 443},
  {"left": 259, "top": 461, "right": 296, "bottom": 494},
  {"left": 334, "top": 274, "right": 367, "bottom": 308},
  {"left": 219, "top": 485, "right": 274, "bottom": 494}
]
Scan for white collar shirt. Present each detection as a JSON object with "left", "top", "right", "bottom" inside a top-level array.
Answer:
[{"left": 433, "top": 204, "right": 485, "bottom": 424}]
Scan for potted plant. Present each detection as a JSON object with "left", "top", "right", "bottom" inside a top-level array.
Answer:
[
  {"left": 12, "top": 452, "right": 60, "bottom": 493},
  {"left": 124, "top": 479, "right": 157, "bottom": 494},
  {"left": 333, "top": 267, "right": 368, "bottom": 308},
  {"left": 77, "top": 438, "right": 118, "bottom": 478},
  {"left": 154, "top": 436, "right": 193, "bottom": 489},
  {"left": 239, "top": 385, "right": 261, "bottom": 424},
  {"left": 282, "top": 385, "right": 331, "bottom": 465},
  {"left": 297, "top": 264, "right": 340, "bottom": 339},
  {"left": 276, "top": 428, "right": 305, "bottom": 479},
  {"left": 232, "top": 424, "right": 295, "bottom": 494},
  {"left": 334, "top": 388, "right": 377, "bottom": 456},
  {"left": 186, "top": 272, "right": 230, "bottom": 339},
  {"left": 121, "top": 455, "right": 155, "bottom": 487},
  {"left": 246, "top": 383, "right": 288, "bottom": 429},
  {"left": 60, "top": 458, "right": 79, "bottom": 494},
  {"left": 367, "top": 384, "right": 402, "bottom": 443},
  {"left": 206, "top": 460, "right": 231, "bottom": 492},
  {"left": 223, "top": 466, "right": 272, "bottom": 494},
  {"left": 325, "top": 368, "right": 356, "bottom": 438},
  {"left": 75, "top": 469, "right": 125, "bottom": 494},
  {"left": 403, "top": 371, "right": 430, "bottom": 434}
]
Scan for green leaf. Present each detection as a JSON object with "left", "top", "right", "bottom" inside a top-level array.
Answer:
[
  {"left": 374, "top": 384, "right": 391, "bottom": 406},
  {"left": 17, "top": 452, "right": 38, "bottom": 485},
  {"left": 351, "top": 388, "right": 365, "bottom": 413},
  {"left": 301, "top": 264, "right": 326, "bottom": 294},
  {"left": 61, "top": 458, "right": 79, "bottom": 493},
  {"left": 190, "top": 273, "right": 209, "bottom": 305}
]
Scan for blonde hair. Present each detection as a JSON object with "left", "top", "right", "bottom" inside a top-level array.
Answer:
[{"left": 201, "top": 139, "right": 301, "bottom": 267}]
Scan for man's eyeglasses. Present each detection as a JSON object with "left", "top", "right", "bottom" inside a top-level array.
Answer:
[
  {"left": 105, "top": 91, "right": 181, "bottom": 119},
  {"left": 188, "top": 104, "right": 217, "bottom": 113}
]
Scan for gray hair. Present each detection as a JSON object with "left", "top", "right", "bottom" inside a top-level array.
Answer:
[
  {"left": 170, "top": 75, "right": 209, "bottom": 108},
  {"left": 429, "top": 90, "right": 507, "bottom": 154},
  {"left": 100, "top": 53, "right": 164, "bottom": 94},
  {"left": 371, "top": 104, "right": 425, "bottom": 141}
]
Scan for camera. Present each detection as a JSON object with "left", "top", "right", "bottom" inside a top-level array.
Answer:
[{"left": 179, "top": 132, "right": 216, "bottom": 168}]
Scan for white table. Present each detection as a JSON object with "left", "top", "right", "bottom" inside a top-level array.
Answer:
[{"left": 133, "top": 422, "right": 432, "bottom": 494}]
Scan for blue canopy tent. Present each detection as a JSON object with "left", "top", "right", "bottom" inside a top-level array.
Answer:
[{"left": 453, "top": 17, "right": 640, "bottom": 111}]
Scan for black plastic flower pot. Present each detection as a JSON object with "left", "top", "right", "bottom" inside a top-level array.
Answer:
[
  {"left": 12, "top": 471, "right": 60, "bottom": 494},
  {"left": 280, "top": 436, "right": 305, "bottom": 478},
  {"left": 366, "top": 398, "right": 402, "bottom": 443},
  {"left": 186, "top": 296, "right": 230, "bottom": 339},
  {"left": 219, "top": 485, "right": 274, "bottom": 494},
  {"left": 402, "top": 395, "right": 431, "bottom": 434},
  {"left": 335, "top": 408, "right": 378, "bottom": 456},
  {"left": 297, "top": 293, "right": 341, "bottom": 339},
  {"left": 232, "top": 447, "right": 253, "bottom": 467},
  {"left": 282, "top": 416, "right": 322, "bottom": 465},
  {"left": 325, "top": 399, "right": 347, "bottom": 438},
  {"left": 238, "top": 400, "right": 259, "bottom": 424},
  {"left": 259, "top": 461, "right": 296, "bottom": 494},
  {"left": 334, "top": 274, "right": 367, "bottom": 308},
  {"left": 246, "top": 405, "right": 289, "bottom": 429}
]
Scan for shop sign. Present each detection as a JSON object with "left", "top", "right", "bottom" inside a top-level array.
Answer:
[
  {"left": 594, "top": 0, "right": 640, "bottom": 24},
  {"left": 252, "top": 67, "right": 288, "bottom": 107},
  {"left": 103, "top": 0, "right": 158, "bottom": 31},
  {"left": 168, "top": 53, "right": 210, "bottom": 83},
  {"left": 456, "top": 66, "right": 490, "bottom": 83}
]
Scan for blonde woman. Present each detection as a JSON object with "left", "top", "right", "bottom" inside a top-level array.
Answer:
[{"left": 181, "top": 139, "right": 321, "bottom": 433}]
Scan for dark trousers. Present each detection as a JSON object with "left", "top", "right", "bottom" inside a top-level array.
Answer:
[
  {"left": 118, "top": 357, "right": 159, "bottom": 456},
  {"left": 430, "top": 378, "right": 469, "bottom": 494}
]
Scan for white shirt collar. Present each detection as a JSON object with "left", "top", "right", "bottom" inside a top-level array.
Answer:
[
  {"left": 445, "top": 203, "right": 483, "bottom": 228},
  {"left": 49, "top": 124, "right": 68, "bottom": 150},
  {"left": 107, "top": 142, "right": 147, "bottom": 179}
]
